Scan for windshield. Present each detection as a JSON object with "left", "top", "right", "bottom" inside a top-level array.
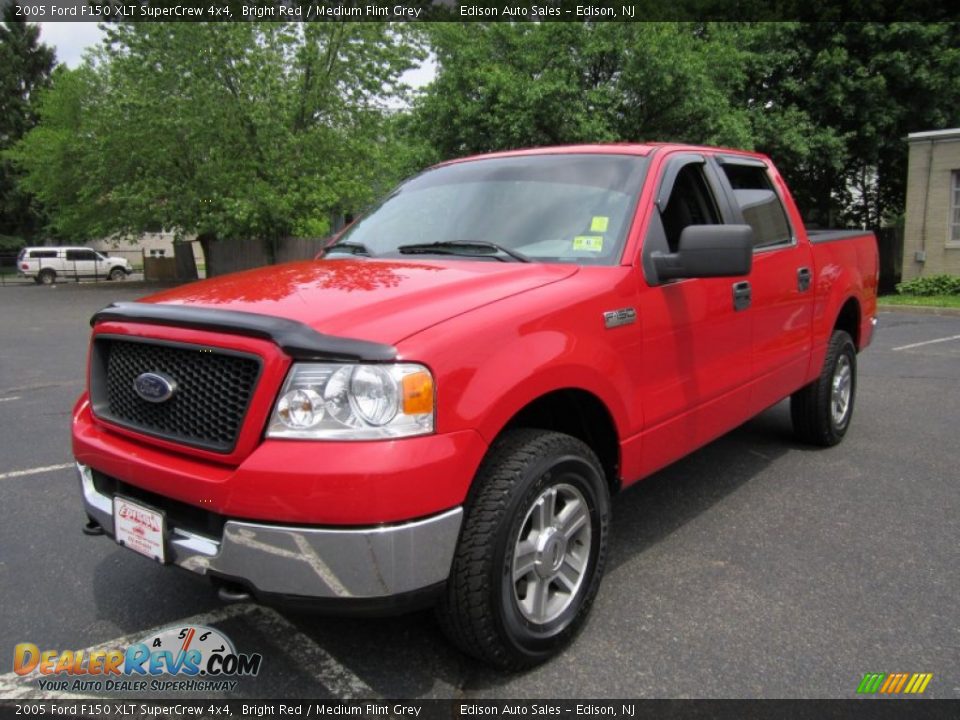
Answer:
[{"left": 337, "top": 154, "right": 647, "bottom": 265}]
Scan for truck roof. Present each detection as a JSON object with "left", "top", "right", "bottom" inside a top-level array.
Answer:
[{"left": 436, "top": 142, "right": 769, "bottom": 168}]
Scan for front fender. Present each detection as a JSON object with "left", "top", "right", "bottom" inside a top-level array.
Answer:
[{"left": 441, "top": 329, "right": 634, "bottom": 446}]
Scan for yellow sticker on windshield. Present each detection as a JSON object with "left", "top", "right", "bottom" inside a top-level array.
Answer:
[
  {"left": 573, "top": 236, "right": 604, "bottom": 252},
  {"left": 590, "top": 216, "right": 610, "bottom": 233}
]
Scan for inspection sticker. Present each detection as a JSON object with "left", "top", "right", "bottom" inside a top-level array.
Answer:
[
  {"left": 590, "top": 216, "right": 610, "bottom": 232},
  {"left": 573, "top": 236, "right": 604, "bottom": 252}
]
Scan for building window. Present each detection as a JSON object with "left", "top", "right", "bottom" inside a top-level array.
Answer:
[{"left": 952, "top": 171, "right": 960, "bottom": 243}]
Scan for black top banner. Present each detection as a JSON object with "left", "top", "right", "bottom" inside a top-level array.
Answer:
[{"left": 2, "top": 0, "right": 959, "bottom": 22}]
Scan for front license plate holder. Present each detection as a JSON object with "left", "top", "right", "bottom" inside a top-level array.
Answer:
[{"left": 113, "top": 495, "right": 167, "bottom": 564}]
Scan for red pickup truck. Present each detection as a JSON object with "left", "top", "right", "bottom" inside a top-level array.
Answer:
[{"left": 74, "top": 144, "right": 877, "bottom": 669}]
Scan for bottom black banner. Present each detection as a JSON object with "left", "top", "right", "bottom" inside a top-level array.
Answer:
[{"left": 0, "top": 699, "right": 958, "bottom": 720}]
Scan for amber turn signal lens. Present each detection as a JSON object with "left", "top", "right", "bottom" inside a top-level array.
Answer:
[{"left": 402, "top": 370, "right": 434, "bottom": 415}]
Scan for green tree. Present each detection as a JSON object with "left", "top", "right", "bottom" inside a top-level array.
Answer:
[
  {"left": 741, "top": 22, "right": 960, "bottom": 229},
  {"left": 414, "top": 23, "right": 754, "bottom": 159},
  {"left": 10, "top": 22, "right": 422, "bottom": 273},
  {"left": 414, "top": 22, "right": 960, "bottom": 229},
  {"left": 0, "top": 7, "right": 55, "bottom": 242}
]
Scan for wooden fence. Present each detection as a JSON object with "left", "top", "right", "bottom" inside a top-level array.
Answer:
[{"left": 204, "top": 237, "right": 329, "bottom": 277}]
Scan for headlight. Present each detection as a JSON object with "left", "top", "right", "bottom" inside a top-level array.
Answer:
[{"left": 267, "top": 363, "right": 434, "bottom": 440}]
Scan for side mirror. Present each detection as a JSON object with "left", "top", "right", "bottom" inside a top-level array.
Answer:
[
  {"left": 652, "top": 224, "right": 753, "bottom": 281},
  {"left": 315, "top": 232, "right": 341, "bottom": 259}
]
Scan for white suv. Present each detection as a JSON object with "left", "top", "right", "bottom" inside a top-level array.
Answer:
[{"left": 17, "top": 247, "right": 133, "bottom": 285}]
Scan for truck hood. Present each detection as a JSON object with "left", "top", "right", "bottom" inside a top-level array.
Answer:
[{"left": 142, "top": 259, "right": 578, "bottom": 345}]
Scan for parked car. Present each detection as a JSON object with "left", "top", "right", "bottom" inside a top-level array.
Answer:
[
  {"left": 73, "top": 144, "right": 878, "bottom": 669},
  {"left": 17, "top": 247, "right": 132, "bottom": 284}
]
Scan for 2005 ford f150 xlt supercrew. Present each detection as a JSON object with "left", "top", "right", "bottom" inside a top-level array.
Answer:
[{"left": 74, "top": 144, "right": 878, "bottom": 668}]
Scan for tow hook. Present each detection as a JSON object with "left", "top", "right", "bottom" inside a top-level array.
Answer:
[{"left": 82, "top": 519, "right": 105, "bottom": 536}]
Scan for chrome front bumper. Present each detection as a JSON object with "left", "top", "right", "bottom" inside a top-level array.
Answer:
[{"left": 78, "top": 463, "right": 462, "bottom": 600}]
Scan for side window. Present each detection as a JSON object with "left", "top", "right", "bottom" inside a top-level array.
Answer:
[
  {"left": 29, "top": 250, "right": 57, "bottom": 259},
  {"left": 661, "top": 164, "right": 722, "bottom": 252},
  {"left": 721, "top": 164, "right": 792, "bottom": 249},
  {"left": 66, "top": 249, "right": 96, "bottom": 261}
]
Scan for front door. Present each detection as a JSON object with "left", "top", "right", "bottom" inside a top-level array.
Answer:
[
  {"left": 65, "top": 248, "right": 99, "bottom": 278},
  {"left": 636, "top": 154, "right": 755, "bottom": 477}
]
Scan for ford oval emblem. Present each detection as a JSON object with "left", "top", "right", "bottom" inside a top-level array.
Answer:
[{"left": 133, "top": 371, "right": 177, "bottom": 403}]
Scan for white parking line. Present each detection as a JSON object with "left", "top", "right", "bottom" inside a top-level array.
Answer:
[
  {"left": 252, "top": 605, "right": 375, "bottom": 698},
  {"left": 0, "top": 602, "right": 374, "bottom": 700},
  {"left": 0, "top": 396, "right": 20, "bottom": 403},
  {"left": 892, "top": 333, "right": 960, "bottom": 352},
  {"left": 0, "top": 463, "right": 73, "bottom": 481}
]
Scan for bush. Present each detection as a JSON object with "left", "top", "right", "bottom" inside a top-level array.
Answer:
[
  {"left": 0, "top": 234, "right": 26, "bottom": 251},
  {"left": 895, "top": 274, "right": 960, "bottom": 296}
]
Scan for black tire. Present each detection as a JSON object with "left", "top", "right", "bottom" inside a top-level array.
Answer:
[
  {"left": 39, "top": 269, "right": 56, "bottom": 285},
  {"left": 109, "top": 267, "right": 126, "bottom": 281},
  {"left": 791, "top": 329, "right": 857, "bottom": 446},
  {"left": 436, "top": 429, "right": 610, "bottom": 670}
]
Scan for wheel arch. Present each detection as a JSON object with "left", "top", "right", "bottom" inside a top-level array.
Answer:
[
  {"left": 495, "top": 388, "right": 622, "bottom": 494},
  {"left": 834, "top": 296, "right": 862, "bottom": 349}
]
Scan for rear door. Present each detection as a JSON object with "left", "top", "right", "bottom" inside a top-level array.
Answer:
[
  {"left": 636, "top": 153, "right": 755, "bottom": 472},
  {"left": 28, "top": 249, "right": 58, "bottom": 276},
  {"left": 713, "top": 155, "right": 814, "bottom": 409}
]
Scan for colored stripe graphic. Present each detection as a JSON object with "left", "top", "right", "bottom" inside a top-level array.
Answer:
[
  {"left": 879, "top": 674, "right": 897, "bottom": 693},
  {"left": 858, "top": 672, "right": 933, "bottom": 694},
  {"left": 893, "top": 673, "right": 909, "bottom": 693},
  {"left": 912, "top": 674, "right": 933, "bottom": 694},
  {"left": 857, "top": 673, "right": 886, "bottom": 694}
]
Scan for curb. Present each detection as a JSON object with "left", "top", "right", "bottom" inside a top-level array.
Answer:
[{"left": 877, "top": 304, "right": 960, "bottom": 317}]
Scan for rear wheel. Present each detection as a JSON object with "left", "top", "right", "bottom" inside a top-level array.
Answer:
[
  {"left": 39, "top": 269, "right": 56, "bottom": 285},
  {"left": 109, "top": 267, "right": 126, "bottom": 281},
  {"left": 436, "top": 429, "right": 610, "bottom": 670},
  {"left": 791, "top": 329, "right": 857, "bottom": 446}
]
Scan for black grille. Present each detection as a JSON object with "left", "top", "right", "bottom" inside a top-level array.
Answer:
[{"left": 91, "top": 337, "right": 261, "bottom": 453}]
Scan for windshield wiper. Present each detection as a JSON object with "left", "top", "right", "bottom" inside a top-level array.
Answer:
[
  {"left": 324, "top": 241, "right": 371, "bottom": 257},
  {"left": 397, "top": 240, "right": 531, "bottom": 263}
]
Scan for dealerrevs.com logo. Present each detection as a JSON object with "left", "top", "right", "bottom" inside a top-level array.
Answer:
[{"left": 13, "top": 625, "right": 262, "bottom": 693}]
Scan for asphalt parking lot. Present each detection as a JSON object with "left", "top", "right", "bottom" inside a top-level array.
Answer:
[{"left": 0, "top": 282, "right": 957, "bottom": 700}]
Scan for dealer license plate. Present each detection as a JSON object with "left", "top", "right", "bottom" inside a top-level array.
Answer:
[{"left": 113, "top": 496, "right": 166, "bottom": 563}]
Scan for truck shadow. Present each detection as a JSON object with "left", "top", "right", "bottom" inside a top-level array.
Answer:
[
  {"left": 607, "top": 399, "right": 802, "bottom": 573},
  {"left": 85, "top": 398, "right": 822, "bottom": 699},
  {"left": 278, "top": 399, "right": 821, "bottom": 695}
]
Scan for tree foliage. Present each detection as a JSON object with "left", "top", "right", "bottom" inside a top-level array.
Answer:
[
  {"left": 10, "top": 22, "right": 422, "bottom": 271},
  {"left": 413, "top": 22, "right": 960, "bottom": 229},
  {"left": 10, "top": 20, "right": 960, "bottom": 259},
  {"left": 0, "top": 7, "right": 55, "bottom": 241},
  {"left": 415, "top": 23, "right": 754, "bottom": 159},
  {"left": 741, "top": 22, "right": 960, "bottom": 228}
]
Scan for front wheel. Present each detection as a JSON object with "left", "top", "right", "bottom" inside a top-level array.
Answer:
[
  {"left": 436, "top": 429, "right": 610, "bottom": 670},
  {"left": 109, "top": 267, "right": 126, "bottom": 281},
  {"left": 791, "top": 329, "right": 857, "bottom": 446}
]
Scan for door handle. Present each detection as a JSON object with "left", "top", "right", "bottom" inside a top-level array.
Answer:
[
  {"left": 797, "top": 267, "right": 812, "bottom": 292},
  {"left": 732, "top": 281, "right": 751, "bottom": 311}
]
